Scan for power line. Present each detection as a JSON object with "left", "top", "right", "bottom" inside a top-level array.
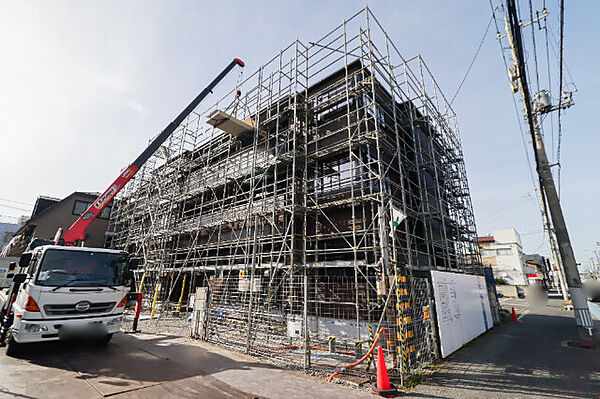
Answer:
[
  {"left": 546, "top": 28, "right": 576, "bottom": 90},
  {"left": 0, "top": 204, "right": 31, "bottom": 212},
  {"left": 489, "top": 2, "right": 540, "bottom": 204},
  {"left": 544, "top": 20, "right": 577, "bottom": 185},
  {"left": 557, "top": 0, "right": 565, "bottom": 197},
  {"left": 0, "top": 214, "right": 22, "bottom": 221},
  {"left": 542, "top": 0, "right": 555, "bottom": 162},
  {"left": 450, "top": 14, "right": 494, "bottom": 105},
  {"left": 528, "top": 0, "right": 541, "bottom": 92},
  {"left": 0, "top": 197, "right": 33, "bottom": 207}
]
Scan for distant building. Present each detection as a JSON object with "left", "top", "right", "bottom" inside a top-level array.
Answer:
[
  {"left": 524, "top": 254, "right": 550, "bottom": 288},
  {"left": 475, "top": 228, "right": 528, "bottom": 287},
  {"left": 1, "top": 192, "right": 111, "bottom": 257},
  {"left": 0, "top": 222, "right": 21, "bottom": 251}
]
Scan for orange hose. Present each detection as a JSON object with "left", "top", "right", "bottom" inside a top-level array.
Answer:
[{"left": 327, "top": 328, "right": 387, "bottom": 382}]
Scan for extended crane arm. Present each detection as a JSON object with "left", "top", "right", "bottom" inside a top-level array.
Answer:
[{"left": 63, "top": 58, "right": 245, "bottom": 245}]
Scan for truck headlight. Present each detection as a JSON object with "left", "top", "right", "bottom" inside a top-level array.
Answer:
[{"left": 23, "top": 323, "right": 48, "bottom": 333}]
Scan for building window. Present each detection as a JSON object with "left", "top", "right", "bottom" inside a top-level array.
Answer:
[
  {"left": 73, "top": 200, "right": 111, "bottom": 219},
  {"left": 481, "top": 249, "right": 496, "bottom": 257},
  {"left": 72, "top": 200, "right": 91, "bottom": 216},
  {"left": 99, "top": 206, "right": 112, "bottom": 220},
  {"left": 496, "top": 248, "right": 513, "bottom": 256}
]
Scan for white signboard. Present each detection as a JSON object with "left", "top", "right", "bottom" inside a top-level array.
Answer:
[{"left": 430, "top": 270, "right": 492, "bottom": 357}]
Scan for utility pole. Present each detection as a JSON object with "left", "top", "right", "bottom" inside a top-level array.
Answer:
[
  {"left": 503, "top": 0, "right": 595, "bottom": 339},
  {"left": 536, "top": 186, "right": 568, "bottom": 300}
]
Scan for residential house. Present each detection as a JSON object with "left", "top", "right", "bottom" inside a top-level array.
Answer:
[
  {"left": 475, "top": 228, "right": 528, "bottom": 297},
  {"left": 1, "top": 192, "right": 111, "bottom": 257},
  {"left": 524, "top": 253, "right": 550, "bottom": 288}
]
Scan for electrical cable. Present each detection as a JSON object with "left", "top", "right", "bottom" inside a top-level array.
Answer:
[
  {"left": 0, "top": 197, "right": 33, "bottom": 207},
  {"left": 557, "top": 0, "right": 564, "bottom": 197},
  {"left": 449, "top": 14, "right": 494, "bottom": 105},
  {"left": 489, "top": 2, "right": 539, "bottom": 201},
  {"left": 0, "top": 215, "right": 21, "bottom": 221},
  {"left": 546, "top": 28, "right": 576, "bottom": 90},
  {"left": 489, "top": 0, "right": 550, "bottom": 256},
  {"left": 528, "top": 0, "right": 541, "bottom": 93},
  {"left": 0, "top": 204, "right": 31, "bottom": 212},
  {"left": 543, "top": 0, "right": 555, "bottom": 162}
]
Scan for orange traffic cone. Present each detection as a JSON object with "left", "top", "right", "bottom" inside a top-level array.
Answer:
[
  {"left": 511, "top": 307, "right": 518, "bottom": 322},
  {"left": 370, "top": 345, "right": 397, "bottom": 397}
]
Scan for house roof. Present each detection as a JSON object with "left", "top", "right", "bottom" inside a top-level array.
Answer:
[
  {"left": 524, "top": 254, "right": 546, "bottom": 267},
  {"left": 30, "top": 196, "right": 60, "bottom": 220},
  {"left": 14, "top": 192, "right": 101, "bottom": 236},
  {"left": 474, "top": 236, "right": 495, "bottom": 243}
]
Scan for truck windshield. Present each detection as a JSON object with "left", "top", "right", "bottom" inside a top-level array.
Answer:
[{"left": 36, "top": 249, "right": 126, "bottom": 287}]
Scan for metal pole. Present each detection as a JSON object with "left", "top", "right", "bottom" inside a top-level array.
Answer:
[
  {"left": 176, "top": 274, "right": 187, "bottom": 313},
  {"left": 150, "top": 282, "right": 160, "bottom": 320},
  {"left": 132, "top": 292, "right": 143, "bottom": 332},
  {"left": 537, "top": 186, "right": 569, "bottom": 300},
  {"left": 245, "top": 214, "right": 259, "bottom": 353}
]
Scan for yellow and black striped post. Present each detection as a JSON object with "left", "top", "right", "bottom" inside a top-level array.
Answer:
[
  {"left": 328, "top": 336, "right": 336, "bottom": 353},
  {"left": 394, "top": 274, "right": 408, "bottom": 374},
  {"left": 366, "top": 324, "right": 374, "bottom": 371},
  {"left": 354, "top": 340, "right": 362, "bottom": 360}
]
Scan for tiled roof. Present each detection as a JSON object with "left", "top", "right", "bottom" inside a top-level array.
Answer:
[{"left": 474, "top": 236, "right": 495, "bottom": 243}]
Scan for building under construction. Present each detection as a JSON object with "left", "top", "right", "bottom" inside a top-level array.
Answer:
[{"left": 108, "top": 7, "right": 484, "bottom": 379}]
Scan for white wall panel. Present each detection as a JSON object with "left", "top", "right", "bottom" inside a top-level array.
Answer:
[{"left": 431, "top": 271, "right": 492, "bottom": 357}]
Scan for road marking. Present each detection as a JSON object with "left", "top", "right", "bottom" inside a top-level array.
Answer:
[
  {"left": 588, "top": 302, "right": 600, "bottom": 321},
  {"left": 517, "top": 310, "right": 529, "bottom": 321}
]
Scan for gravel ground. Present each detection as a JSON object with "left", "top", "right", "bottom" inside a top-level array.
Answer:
[
  {"left": 118, "top": 311, "right": 393, "bottom": 394},
  {"left": 121, "top": 311, "right": 192, "bottom": 337}
]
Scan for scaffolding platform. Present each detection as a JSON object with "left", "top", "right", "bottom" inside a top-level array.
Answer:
[{"left": 206, "top": 109, "right": 254, "bottom": 137}]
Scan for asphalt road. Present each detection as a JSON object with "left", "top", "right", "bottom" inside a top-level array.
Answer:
[{"left": 407, "top": 296, "right": 600, "bottom": 399}]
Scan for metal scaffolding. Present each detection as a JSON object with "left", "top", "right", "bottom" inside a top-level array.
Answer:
[{"left": 108, "top": 7, "right": 482, "bottom": 381}]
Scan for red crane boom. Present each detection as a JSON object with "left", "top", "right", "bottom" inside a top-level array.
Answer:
[{"left": 62, "top": 58, "right": 244, "bottom": 245}]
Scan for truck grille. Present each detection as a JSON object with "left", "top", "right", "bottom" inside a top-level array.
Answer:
[{"left": 43, "top": 302, "right": 116, "bottom": 316}]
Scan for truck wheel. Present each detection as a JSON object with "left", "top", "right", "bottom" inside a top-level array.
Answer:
[
  {"left": 96, "top": 333, "right": 113, "bottom": 346},
  {"left": 5, "top": 335, "right": 20, "bottom": 357}
]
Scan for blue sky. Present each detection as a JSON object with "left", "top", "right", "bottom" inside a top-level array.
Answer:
[{"left": 0, "top": 1, "right": 598, "bottom": 269}]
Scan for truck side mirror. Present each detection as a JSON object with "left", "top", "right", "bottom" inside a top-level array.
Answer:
[
  {"left": 128, "top": 258, "right": 141, "bottom": 270},
  {"left": 7, "top": 262, "right": 16, "bottom": 278},
  {"left": 123, "top": 270, "right": 135, "bottom": 289},
  {"left": 12, "top": 273, "right": 27, "bottom": 284},
  {"left": 19, "top": 253, "right": 32, "bottom": 268}
]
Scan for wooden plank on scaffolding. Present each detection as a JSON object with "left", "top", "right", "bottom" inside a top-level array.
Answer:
[{"left": 206, "top": 110, "right": 254, "bottom": 137}]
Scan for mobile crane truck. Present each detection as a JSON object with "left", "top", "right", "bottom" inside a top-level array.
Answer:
[{"left": 0, "top": 58, "right": 244, "bottom": 356}]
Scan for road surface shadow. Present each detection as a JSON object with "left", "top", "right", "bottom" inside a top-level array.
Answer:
[{"left": 412, "top": 310, "right": 600, "bottom": 399}]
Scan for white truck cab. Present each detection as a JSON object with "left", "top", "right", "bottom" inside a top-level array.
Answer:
[{"left": 0, "top": 245, "right": 135, "bottom": 355}]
